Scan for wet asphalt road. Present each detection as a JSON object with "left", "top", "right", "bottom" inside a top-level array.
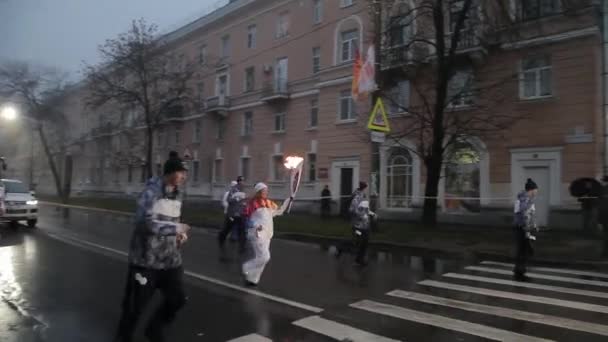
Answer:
[{"left": 1, "top": 204, "right": 608, "bottom": 341}]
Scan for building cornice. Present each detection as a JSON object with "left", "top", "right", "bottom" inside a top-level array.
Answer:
[{"left": 501, "top": 27, "right": 599, "bottom": 50}]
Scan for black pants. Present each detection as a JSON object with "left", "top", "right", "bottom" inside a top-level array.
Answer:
[
  {"left": 337, "top": 228, "right": 369, "bottom": 264},
  {"left": 219, "top": 216, "right": 246, "bottom": 251},
  {"left": 513, "top": 226, "right": 533, "bottom": 277},
  {"left": 115, "top": 265, "right": 186, "bottom": 342}
]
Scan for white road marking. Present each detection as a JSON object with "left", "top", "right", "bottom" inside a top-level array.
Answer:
[
  {"left": 389, "top": 290, "right": 608, "bottom": 337},
  {"left": 43, "top": 231, "right": 323, "bottom": 314},
  {"left": 227, "top": 333, "right": 272, "bottom": 342},
  {"left": 350, "top": 300, "right": 552, "bottom": 342},
  {"left": 292, "top": 315, "right": 400, "bottom": 342},
  {"left": 419, "top": 279, "right": 608, "bottom": 314},
  {"left": 443, "top": 273, "right": 608, "bottom": 299},
  {"left": 466, "top": 266, "right": 608, "bottom": 288},
  {"left": 480, "top": 261, "right": 608, "bottom": 279}
]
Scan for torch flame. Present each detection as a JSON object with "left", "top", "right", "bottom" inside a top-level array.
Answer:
[{"left": 284, "top": 156, "right": 304, "bottom": 169}]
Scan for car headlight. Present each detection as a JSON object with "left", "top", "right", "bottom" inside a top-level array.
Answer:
[{"left": 26, "top": 200, "right": 38, "bottom": 206}]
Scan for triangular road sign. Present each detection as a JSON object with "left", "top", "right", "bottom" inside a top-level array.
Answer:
[{"left": 367, "top": 98, "right": 390, "bottom": 132}]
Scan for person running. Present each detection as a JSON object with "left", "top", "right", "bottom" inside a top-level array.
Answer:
[
  {"left": 114, "top": 154, "right": 190, "bottom": 342},
  {"left": 241, "top": 182, "right": 292, "bottom": 287},
  {"left": 513, "top": 178, "right": 539, "bottom": 282},
  {"left": 219, "top": 176, "right": 247, "bottom": 252}
]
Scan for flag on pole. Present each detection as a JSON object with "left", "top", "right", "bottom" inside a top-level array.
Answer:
[
  {"left": 351, "top": 48, "right": 362, "bottom": 101},
  {"left": 358, "top": 45, "right": 377, "bottom": 96}
]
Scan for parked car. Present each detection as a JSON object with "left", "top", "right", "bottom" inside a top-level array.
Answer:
[{"left": 0, "top": 179, "right": 38, "bottom": 228}]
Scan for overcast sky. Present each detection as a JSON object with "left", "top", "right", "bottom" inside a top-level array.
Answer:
[{"left": 0, "top": 0, "right": 225, "bottom": 79}]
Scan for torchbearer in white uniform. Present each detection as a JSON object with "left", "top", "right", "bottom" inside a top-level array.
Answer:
[{"left": 241, "top": 183, "right": 292, "bottom": 287}]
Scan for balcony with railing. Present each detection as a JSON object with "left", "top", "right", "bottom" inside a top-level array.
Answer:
[
  {"left": 261, "top": 78, "right": 290, "bottom": 103},
  {"left": 164, "top": 104, "right": 185, "bottom": 122},
  {"left": 205, "top": 96, "right": 231, "bottom": 117}
]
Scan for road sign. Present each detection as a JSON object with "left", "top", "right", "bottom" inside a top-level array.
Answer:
[
  {"left": 367, "top": 98, "right": 390, "bottom": 132},
  {"left": 370, "top": 131, "right": 385, "bottom": 143}
]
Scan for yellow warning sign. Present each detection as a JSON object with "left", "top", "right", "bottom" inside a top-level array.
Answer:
[{"left": 367, "top": 98, "right": 390, "bottom": 133}]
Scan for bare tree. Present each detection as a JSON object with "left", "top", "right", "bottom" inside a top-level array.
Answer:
[
  {"left": 0, "top": 61, "right": 71, "bottom": 201},
  {"left": 83, "top": 19, "right": 198, "bottom": 179},
  {"left": 372, "top": 0, "right": 525, "bottom": 226}
]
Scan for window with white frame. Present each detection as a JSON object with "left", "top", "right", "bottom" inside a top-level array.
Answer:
[
  {"left": 243, "top": 111, "right": 253, "bottom": 136},
  {"left": 197, "top": 82, "right": 205, "bottom": 107},
  {"left": 272, "top": 155, "right": 285, "bottom": 181},
  {"left": 340, "top": 29, "right": 359, "bottom": 63},
  {"left": 448, "top": 70, "right": 474, "bottom": 107},
  {"left": 521, "top": 0, "right": 561, "bottom": 21},
  {"left": 213, "top": 159, "right": 223, "bottom": 182},
  {"left": 247, "top": 24, "right": 257, "bottom": 49},
  {"left": 340, "top": 0, "right": 354, "bottom": 8},
  {"left": 312, "top": 47, "right": 321, "bottom": 74},
  {"left": 199, "top": 44, "right": 207, "bottom": 65},
  {"left": 245, "top": 67, "right": 255, "bottom": 92},
  {"left": 156, "top": 129, "right": 165, "bottom": 148},
  {"left": 386, "top": 147, "right": 413, "bottom": 208},
  {"left": 339, "top": 89, "right": 356, "bottom": 121},
  {"left": 274, "top": 112, "right": 286, "bottom": 132},
  {"left": 310, "top": 98, "right": 319, "bottom": 128},
  {"left": 308, "top": 153, "right": 317, "bottom": 182},
  {"left": 174, "top": 126, "right": 181, "bottom": 145},
  {"left": 221, "top": 35, "right": 230, "bottom": 58},
  {"left": 520, "top": 55, "right": 552, "bottom": 99},
  {"left": 217, "top": 118, "right": 226, "bottom": 140},
  {"left": 240, "top": 157, "right": 251, "bottom": 181},
  {"left": 140, "top": 165, "right": 146, "bottom": 183},
  {"left": 127, "top": 164, "right": 133, "bottom": 183},
  {"left": 389, "top": 14, "right": 414, "bottom": 47},
  {"left": 313, "top": 0, "right": 323, "bottom": 24},
  {"left": 387, "top": 80, "right": 410, "bottom": 115},
  {"left": 156, "top": 163, "right": 162, "bottom": 177},
  {"left": 276, "top": 11, "right": 290, "bottom": 39},
  {"left": 192, "top": 160, "right": 200, "bottom": 182},
  {"left": 193, "top": 120, "right": 202, "bottom": 143}
]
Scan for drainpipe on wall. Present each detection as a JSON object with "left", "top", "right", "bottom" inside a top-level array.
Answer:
[{"left": 602, "top": 0, "right": 608, "bottom": 176}]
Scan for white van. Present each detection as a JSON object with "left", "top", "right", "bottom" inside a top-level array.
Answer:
[{"left": 0, "top": 179, "right": 38, "bottom": 228}]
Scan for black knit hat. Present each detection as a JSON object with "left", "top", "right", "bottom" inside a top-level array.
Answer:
[
  {"left": 525, "top": 178, "right": 538, "bottom": 191},
  {"left": 359, "top": 181, "right": 368, "bottom": 190},
  {"left": 163, "top": 153, "right": 188, "bottom": 175}
]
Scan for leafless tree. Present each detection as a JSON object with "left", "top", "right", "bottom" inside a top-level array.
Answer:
[
  {"left": 0, "top": 61, "right": 71, "bottom": 201},
  {"left": 83, "top": 19, "right": 199, "bottom": 179},
  {"left": 370, "top": 0, "right": 527, "bottom": 226}
]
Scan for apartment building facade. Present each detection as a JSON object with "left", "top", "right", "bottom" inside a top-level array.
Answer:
[{"left": 8, "top": 0, "right": 607, "bottom": 228}]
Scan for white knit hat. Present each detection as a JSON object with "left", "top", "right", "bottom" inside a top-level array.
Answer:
[{"left": 254, "top": 182, "right": 268, "bottom": 193}]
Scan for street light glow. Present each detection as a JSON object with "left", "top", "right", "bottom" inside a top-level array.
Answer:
[{"left": 1, "top": 106, "right": 18, "bottom": 121}]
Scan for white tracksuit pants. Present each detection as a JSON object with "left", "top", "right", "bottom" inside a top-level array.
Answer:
[{"left": 242, "top": 232, "right": 271, "bottom": 284}]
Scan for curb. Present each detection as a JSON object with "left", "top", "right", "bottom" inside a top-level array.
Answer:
[{"left": 39, "top": 201, "right": 608, "bottom": 269}]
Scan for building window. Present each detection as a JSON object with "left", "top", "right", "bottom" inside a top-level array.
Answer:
[
  {"left": 308, "top": 153, "right": 317, "bottom": 182},
  {"left": 174, "top": 126, "right": 181, "bottom": 145},
  {"left": 387, "top": 80, "right": 410, "bottom": 115},
  {"left": 312, "top": 47, "right": 321, "bottom": 74},
  {"left": 193, "top": 120, "right": 202, "bottom": 143},
  {"left": 520, "top": 55, "right": 552, "bottom": 99},
  {"left": 221, "top": 35, "right": 230, "bottom": 59},
  {"left": 272, "top": 155, "right": 285, "bottom": 181},
  {"left": 127, "top": 164, "right": 133, "bottom": 183},
  {"left": 389, "top": 14, "right": 414, "bottom": 47},
  {"left": 240, "top": 157, "right": 251, "bottom": 181},
  {"left": 445, "top": 141, "right": 481, "bottom": 213},
  {"left": 245, "top": 67, "right": 255, "bottom": 92},
  {"left": 522, "top": 0, "right": 561, "bottom": 21},
  {"left": 214, "top": 159, "right": 223, "bottom": 182},
  {"left": 217, "top": 118, "right": 226, "bottom": 140},
  {"left": 199, "top": 44, "right": 207, "bottom": 65},
  {"left": 276, "top": 11, "right": 290, "bottom": 39},
  {"left": 247, "top": 24, "right": 257, "bottom": 49},
  {"left": 140, "top": 165, "right": 146, "bottom": 183},
  {"left": 313, "top": 0, "right": 323, "bottom": 24},
  {"left": 310, "top": 98, "right": 319, "bottom": 128},
  {"left": 448, "top": 70, "right": 474, "bottom": 107},
  {"left": 157, "top": 129, "right": 165, "bottom": 148},
  {"left": 339, "top": 90, "right": 356, "bottom": 121},
  {"left": 340, "top": 0, "right": 354, "bottom": 8},
  {"left": 243, "top": 111, "right": 253, "bottom": 136},
  {"left": 197, "top": 82, "right": 205, "bottom": 108},
  {"left": 192, "top": 160, "right": 200, "bottom": 182},
  {"left": 340, "top": 30, "right": 359, "bottom": 63},
  {"left": 386, "top": 148, "right": 413, "bottom": 208},
  {"left": 274, "top": 112, "right": 286, "bottom": 132},
  {"left": 156, "top": 163, "right": 162, "bottom": 177}
]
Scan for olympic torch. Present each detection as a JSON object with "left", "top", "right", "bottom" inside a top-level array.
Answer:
[{"left": 284, "top": 156, "right": 304, "bottom": 213}]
